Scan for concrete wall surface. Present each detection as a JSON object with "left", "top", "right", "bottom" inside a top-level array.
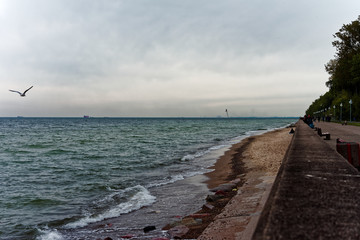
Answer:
[{"left": 253, "top": 120, "right": 360, "bottom": 239}]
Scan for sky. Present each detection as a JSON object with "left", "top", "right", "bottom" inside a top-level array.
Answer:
[{"left": 1, "top": 0, "right": 360, "bottom": 117}]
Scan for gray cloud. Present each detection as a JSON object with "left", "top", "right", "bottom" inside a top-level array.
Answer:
[{"left": 1, "top": 0, "right": 359, "bottom": 117}]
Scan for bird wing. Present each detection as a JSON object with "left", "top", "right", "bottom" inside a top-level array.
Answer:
[
  {"left": 23, "top": 86, "right": 33, "bottom": 94},
  {"left": 9, "top": 90, "right": 22, "bottom": 95}
]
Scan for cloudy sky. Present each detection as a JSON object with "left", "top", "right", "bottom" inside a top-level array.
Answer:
[{"left": 1, "top": 0, "right": 359, "bottom": 117}]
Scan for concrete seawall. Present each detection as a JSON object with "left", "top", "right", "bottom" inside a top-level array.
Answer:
[{"left": 253, "top": 120, "right": 360, "bottom": 239}]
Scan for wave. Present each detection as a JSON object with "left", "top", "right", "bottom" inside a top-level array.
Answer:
[
  {"left": 180, "top": 140, "right": 232, "bottom": 162},
  {"left": 36, "top": 228, "right": 64, "bottom": 240},
  {"left": 147, "top": 174, "right": 185, "bottom": 188},
  {"left": 26, "top": 143, "right": 52, "bottom": 149},
  {"left": 43, "top": 148, "right": 75, "bottom": 156},
  {"left": 180, "top": 126, "right": 286, "bottom": 162},
  {"left": 181, "top": 145, "right": 226, "bottom": 162},
  {"left": 64, "top": 185, "right": 156, "bottom": 229},
  {"left": 146, "top": 170, "right": 205, "bottom": 188},
  {"left": 26, "top": 198, "right": 64, "bottom": 207},
  {"left": 181, "top": 150, "right": 210, "bottom": 161}
]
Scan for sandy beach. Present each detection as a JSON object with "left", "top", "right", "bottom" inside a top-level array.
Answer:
[{"left": 166, "top": 127, "right": 294, "bottom": 239}]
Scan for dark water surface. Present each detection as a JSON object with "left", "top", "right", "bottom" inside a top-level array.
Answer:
[{"left": 0, "top": 117, "right": 296, "bottom": 239}]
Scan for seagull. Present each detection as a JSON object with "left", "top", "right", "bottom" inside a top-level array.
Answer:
[{"left": 9, "top": 86, "right": 33, "bottom": 97}]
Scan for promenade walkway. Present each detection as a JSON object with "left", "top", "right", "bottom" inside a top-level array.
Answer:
[
  {"left": 314, "top": 121, "right": 360, "bottom": 150},
  {"left": 253, "top": 120, "right": 360, "bottom": 239}
]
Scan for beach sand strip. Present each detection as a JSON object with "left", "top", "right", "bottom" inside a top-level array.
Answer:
[{"left": 167, "top": 127, "right": 294, "bottom": 239}]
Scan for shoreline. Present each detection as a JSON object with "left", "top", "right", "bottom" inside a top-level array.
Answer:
[
  {"left": 164, "top": 127, "right": 294, "bottom": 239},
  {"left": 55, "top": 126, "right": 294, "bottom": 239},
  {"left": 204, "top": 136, "right": 254, "bottom": 189}
]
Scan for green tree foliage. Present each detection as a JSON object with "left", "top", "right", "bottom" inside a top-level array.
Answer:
[
  {"left": 306, "top": 16, "right": 360, "bottom": 121},
  {"left": 351, "top": 54, "right": 360, "bottom": 94}
]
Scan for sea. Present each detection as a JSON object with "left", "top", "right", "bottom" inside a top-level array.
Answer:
[{"left": 0, "top": 117, "right": 296, "bottom": 240}]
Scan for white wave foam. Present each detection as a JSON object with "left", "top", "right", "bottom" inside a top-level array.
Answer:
[
  {"left": 181, "top": 147, "right": 215, "bottom": 161},
  {"left": 245, "top": 130, "right": 265, "bottom": 136},
  {"left": 245, "top": 126, "right": 284, "bottom": 138},
  {"left": 147, "top": 174, "right": 185, "bottom": 188},
  {"left": 181, "top": 152, "right": 205, "bottom": 161},
  {"left": 209, "top": 144, "right": 227, "bottom": 150},
  {"left": 36, "top": 228, "right": 63, "bottom": 240},
  {"left": 65, "top": 185, "right": 156, "bottom": 228},
  {"left": 181, "top": 143, "right": 230, "bottom": 162},
  {"left": 182, "top": 170, "right": 207, "bottom": 178}
]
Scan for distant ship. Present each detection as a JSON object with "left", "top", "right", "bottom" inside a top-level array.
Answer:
[{"left": 83, "top": 115, "right": 90, "bottom": 118}]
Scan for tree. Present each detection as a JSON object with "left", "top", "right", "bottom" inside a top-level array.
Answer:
[
  {"left": 326, "top": 16, "right": 360, "bottom": 95},
  {"left": 351, "top": 53, "right": 360, "bottom": 95},
  {"left": 332, "top": 16, "right": 360, "bottom": 58},
  {"left": 325, "top": 59, "right": 337, "bottom": 89},
  {"left": 308, "top": 16, "right": 360, "bottom": 120}
]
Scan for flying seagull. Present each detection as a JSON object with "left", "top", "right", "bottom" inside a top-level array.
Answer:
[{"left": 9, "top": 86, "right": 33, "bottom": 97}]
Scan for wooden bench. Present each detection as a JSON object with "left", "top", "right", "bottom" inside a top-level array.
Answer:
[{"left": 317, "top": 127, "right": 331, "bottom": 140}]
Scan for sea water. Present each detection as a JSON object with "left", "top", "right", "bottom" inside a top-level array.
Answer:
[{"left": 0, "top": 117, "right": 296, "bottom": 239}]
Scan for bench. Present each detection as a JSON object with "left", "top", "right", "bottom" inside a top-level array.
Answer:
[{"left": 317, "top": 127, "right": 331, "bottom": 140}]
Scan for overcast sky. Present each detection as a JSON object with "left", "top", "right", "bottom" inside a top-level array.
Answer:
[{"left": 1, "top": 0, "right": 359, "bottom": 117}]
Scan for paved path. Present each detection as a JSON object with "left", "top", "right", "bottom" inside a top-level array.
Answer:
[
  {"left": 314, "top": 121, "right": 360, "bottom": 150},
  {"left": 253, "top": 121, "right": 360, "bottom": 239}
]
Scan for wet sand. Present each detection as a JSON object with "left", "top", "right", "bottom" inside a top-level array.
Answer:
[
  {"left": 205, "top": 127, "right": 293, "bottom": 187},
  {"left": 169, "top": 127, "right": 294, "bottom": 239}
]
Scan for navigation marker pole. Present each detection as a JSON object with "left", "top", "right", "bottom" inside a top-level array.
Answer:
[{"left": 225, "top": 109, "right": 229, "bottom": 118}]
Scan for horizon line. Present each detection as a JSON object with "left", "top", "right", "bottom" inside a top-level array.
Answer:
[{"left": 0, "top": 116, "right": 299, "bottom": 119}]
